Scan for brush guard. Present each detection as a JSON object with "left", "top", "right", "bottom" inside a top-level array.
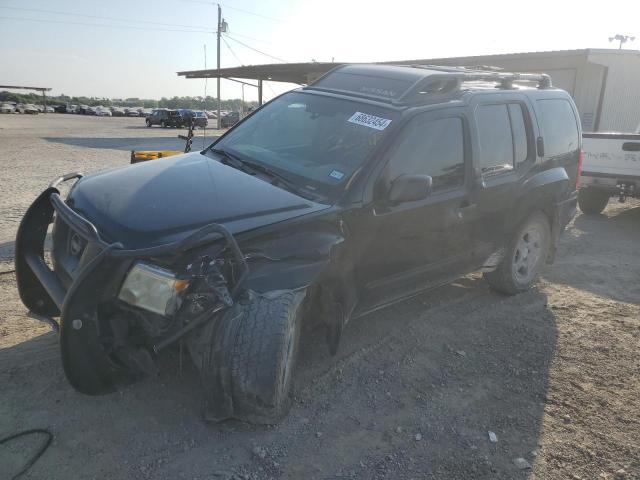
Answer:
[{"left": 15, "top": 173, "right": 248, "bottom": 394}]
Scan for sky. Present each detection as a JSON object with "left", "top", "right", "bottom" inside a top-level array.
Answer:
[{"left": 1, "top": 0, "right": 639, "bottom": 103}]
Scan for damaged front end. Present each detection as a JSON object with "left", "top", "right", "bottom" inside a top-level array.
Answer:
[{"left": 15, "top": 174, "right": 248, "bottom": 395}]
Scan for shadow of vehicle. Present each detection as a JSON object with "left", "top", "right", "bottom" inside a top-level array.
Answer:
[
  {"left": 0, "top": 274, "right": 557, "bottom": 478},
  {"left": 43, "top": 135, "right": 218, "bottom": 153},
  {"left": 543, "top": 204, "right": 640, "bottom": 305}
]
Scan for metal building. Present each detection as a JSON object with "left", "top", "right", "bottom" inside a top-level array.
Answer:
[
  {"left": 412, "top": 49, "right": 640, "bottom": 133},
  {"left": 178, "top": 48, "right": 640, "bottom": 133}
]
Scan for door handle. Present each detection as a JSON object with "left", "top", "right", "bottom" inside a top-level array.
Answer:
[{"left": 456, "top": 200, "right": 477, "bottom": 218}]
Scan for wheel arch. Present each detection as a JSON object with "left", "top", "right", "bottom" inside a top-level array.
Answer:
[{"left": 507, "top": 167, "right": 569, "bottom": 262}]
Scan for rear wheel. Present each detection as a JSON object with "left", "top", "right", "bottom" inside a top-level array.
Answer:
[
  {"left": 484, "top": 212, "right": 551, "bottom": 295},
  {"left": 578, "top": 188, "right": 609, "bottom": 215}
]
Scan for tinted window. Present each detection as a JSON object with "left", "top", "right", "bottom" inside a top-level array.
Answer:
[
  {"left": 387, "top": 116, "right": 465, "bottom": 192},
  {"left": 536, "top": 99, "right": 579, "bottom": 156},
  {"left": 476, "top": 104, "right": 513, "bottom": 172},
  {"left": 213, "top": 92, "right": 398, "bottom": 200},
  {"left": 508, "top": 104, "right": 528, "bottom": 166}
]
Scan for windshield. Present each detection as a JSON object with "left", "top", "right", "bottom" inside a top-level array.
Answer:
[{"left": 209, "top": 91, "right": 397, "bottom": 200}]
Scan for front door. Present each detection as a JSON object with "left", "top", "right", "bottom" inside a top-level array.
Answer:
[{"left": 350, "top": 109, "right": 478, "bottom": 311}]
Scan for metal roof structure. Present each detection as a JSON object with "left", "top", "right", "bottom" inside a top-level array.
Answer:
[
  {"left": 177, "top": 49, "right": 640, "bottom": 131},
  {"left": 0, "top": 85, "right": 52, "bottom": 92},
  {"left": 177, "top": 62, "right": 342, "bottom": 85},
  {"left": 176, "top": 49, "right": 639, "bottom": 86}
]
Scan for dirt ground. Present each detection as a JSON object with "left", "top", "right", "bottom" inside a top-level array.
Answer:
[{"left": 0, "top": 114, "right": 638, "bottom": 480}]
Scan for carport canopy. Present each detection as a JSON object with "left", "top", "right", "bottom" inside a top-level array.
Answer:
[
  {"left": 0, "top": 85, "right": 53, "bottom": 110},
  {"left": 177, "top": 62, "right": 342, "bottom": 85}
]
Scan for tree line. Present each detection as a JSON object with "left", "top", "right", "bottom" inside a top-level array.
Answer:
[{"left": 0, "top": 92, "right": 257, "bottom": 111}]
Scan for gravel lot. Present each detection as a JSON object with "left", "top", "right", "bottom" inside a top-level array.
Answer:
[{"left": 0, "top": 114, "right": 638, "bottom": 479}]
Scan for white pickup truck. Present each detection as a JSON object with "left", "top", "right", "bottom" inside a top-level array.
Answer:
[{"left": 579, "top": 128, "right": 640, "bottom": 214}]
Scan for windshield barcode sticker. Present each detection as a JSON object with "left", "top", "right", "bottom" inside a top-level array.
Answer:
[{"left": 347, "top": 112, "right": 392, "bottom": 131}]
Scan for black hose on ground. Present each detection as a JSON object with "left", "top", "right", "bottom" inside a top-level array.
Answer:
[
  {"left": 0, "top": 428, "right": 53, "bottom": 479},
  {"left": 0, "top": 269, "right": 16, "bottom": 275}
]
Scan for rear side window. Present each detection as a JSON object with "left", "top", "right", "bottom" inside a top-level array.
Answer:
[
  {"left": 476, "top": 105, "right": 513, "bottom": 172},
  {"left": 476, "top": 103, "right": 531, "bottom": 173},
  {"left": 536, "top": 99, "right": 579, "bottom": 156},
  {"left": 386, "top": 116, "right": 465, "bottom": 192}
]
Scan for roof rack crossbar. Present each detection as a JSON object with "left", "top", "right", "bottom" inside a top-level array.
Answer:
[{"left": 405, "top": 64, "right": 552, "bottom": 89}]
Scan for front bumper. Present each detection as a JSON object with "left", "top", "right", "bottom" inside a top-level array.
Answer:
[{"left": 15, "top": 174, "right": 248, "bottom": 394}]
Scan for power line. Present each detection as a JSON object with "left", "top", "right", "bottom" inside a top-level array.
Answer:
[
  {"left": 0, "top": 6, "right": 213, "bottom": 30},
  {"left": 1, "top": 5, "right": 271, "bottom": 44},
  {"left": 224, "top": 34, "right": 287, "bottom": 63},
  {"left": 219, "top": 2, "right": 284, "bottom": 23},
  {"left": 179, "top": 0, "right": 284, "bottom": 23},
  {"left": 221, "top": 35, "right": 244, "bottom": 65},
  {"left": 0, "top": 16, "right": 215, "bottom": 33}
]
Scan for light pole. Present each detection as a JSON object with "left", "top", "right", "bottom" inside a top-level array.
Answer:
[
  {"left": 216, "top": 5, "right": 228, "bottom": 129},
  {"left": 609, "top": 34, "right": 635, "bottom": 49}
]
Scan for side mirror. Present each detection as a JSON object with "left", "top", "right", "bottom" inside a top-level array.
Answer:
[{"left": 388, "top": 174, "right": 433, "bottom": 204}]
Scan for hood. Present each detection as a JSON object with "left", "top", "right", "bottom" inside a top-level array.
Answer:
[{"left": 67, "top": 152, "right": 330, "bottom": 249}]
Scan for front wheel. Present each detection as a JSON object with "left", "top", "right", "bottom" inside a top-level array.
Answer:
[
  {"left": 578, "top": 188, "right": 609, "bottom": 215},
  {"left": 229, "top": 291, "right": 305, "bottom": 424},
  {"left": 484, "top": 212, "right": 551, "bottom": 295},
  {"left": 145, "top": 119, "right": 151, "bottom": 127}
]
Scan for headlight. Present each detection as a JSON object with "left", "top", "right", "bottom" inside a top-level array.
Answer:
[{"left": 118, "top": 262, "right": 188, "bottom": 316}]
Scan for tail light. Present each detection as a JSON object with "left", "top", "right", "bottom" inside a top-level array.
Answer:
[{"left": 576, "top": 150, "right": 583, "bottom": 189}]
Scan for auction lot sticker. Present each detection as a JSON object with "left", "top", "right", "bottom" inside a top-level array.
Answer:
[{"left": 347, "top": 112, "right": 392, "bottom": 131}]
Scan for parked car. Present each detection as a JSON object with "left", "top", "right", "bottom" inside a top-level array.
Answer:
[
  {"left": 95, "top": 106, "right": 112, "bottom": 117},
  {"left": 578, "top": 132, "right": 640, "bottom": 213},
  {"left": 1, "top": 103, "right": 15, "bottom": 114},
  {"left": 220, "top": 111, "right": 240, "bottom": 128},
  {"left": 110, "top": 107, "right": 126, "bottom": 117},
  {"left": 125, "top": 107, "right": 141, "bottom": 117},
  {"left": 181, "top": 110, "right": 209, "bottom": 128},
  {"left": 54, "top": 104, "right": 68, "bottom": 113},
  {"left": 205, "top": 110, "right": 217, "bottom": 119},
  {"left": 18, "top": 104, "right": 39, "bottom": 114},
  {"left": 15, "top": 64, "right": 579, "bottom": 424},
  {"left": 45, "top": 106, "right": 55, "bottom": 113},
  {"left": 146, "top": 108, "right": 182, "bottom": 127}
]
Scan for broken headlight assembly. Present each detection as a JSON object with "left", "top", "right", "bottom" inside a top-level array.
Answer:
[{"left": 118, "top": 262, "right": 188, "bottom": 316}]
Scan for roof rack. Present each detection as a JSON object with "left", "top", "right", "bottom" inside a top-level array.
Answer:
[
  {"left": 405, "top": 64, "right": 552, "bottom": 89},
  {"left": 306, "top": 64, "right": 553, "bottom": 105}
]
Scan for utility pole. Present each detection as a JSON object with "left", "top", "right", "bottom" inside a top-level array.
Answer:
[
  {"left": 609, "top": 34, "right": 635, "bottom": 49},
  {"left": 216, "top": 4, "right": 221, "bottom": 130}
]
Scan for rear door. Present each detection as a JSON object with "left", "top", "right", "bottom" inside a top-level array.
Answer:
[
  {"left": 534, "top": 97, "right": 581, "bottom": 188},
  {"left": 468, "top": 95, "right": 537, "bottom": 262}
]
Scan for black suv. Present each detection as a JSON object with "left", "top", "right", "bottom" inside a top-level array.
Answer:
[
  {"left": 16, "top": 65, "right": 579, "bottom": 423},
  {"left": 146, "top": 108, "right": 181, "bottom": 127}
]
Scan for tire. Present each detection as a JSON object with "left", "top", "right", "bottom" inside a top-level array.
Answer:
[
  {"left": 578, "top": 188, "right": 609, "bottom": 215},
  {"left": 484, "top": 212, "right": 551, "bottom": 295},
  {"left": 145, "top": 119, "right": 151, "bottom": 127},
  {"left": 230, "top": 290, "right": 305, "bottom": 424}
]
